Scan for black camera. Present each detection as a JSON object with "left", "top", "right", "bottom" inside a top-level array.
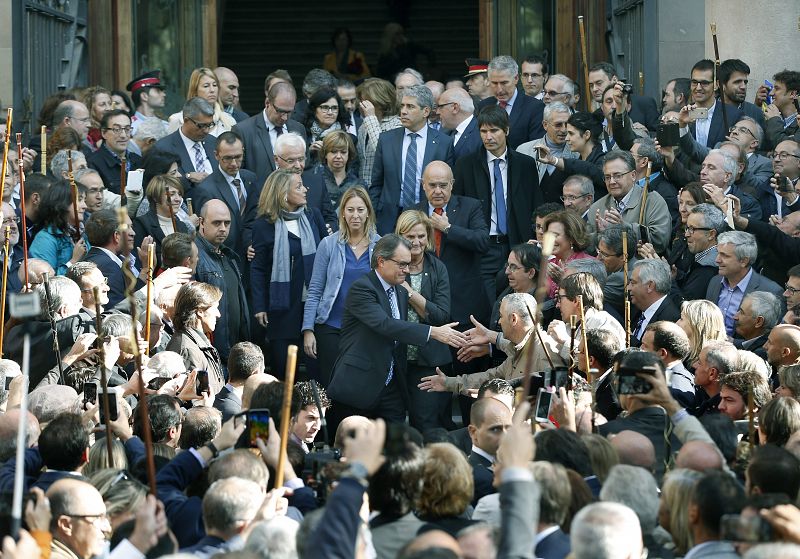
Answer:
[
  {"left": 657, "top": 122, "right": 680, "bottom": 147},
  {"left": 614, "top": 365, "right": 658, "bottom": 395},
  {"left": 621, "top": 83, "right": 634, "bottom": 95}
]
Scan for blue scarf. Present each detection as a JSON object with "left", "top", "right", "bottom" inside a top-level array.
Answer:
[{"left": 269, "top": 208, "right": 317, "bottom": 311}]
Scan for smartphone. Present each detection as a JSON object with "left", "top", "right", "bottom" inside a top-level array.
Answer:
[
  {"left": 83, "top": 381, "right": 98, "bottom": 405},
  {"left": 656, "top": 122, "right": 680, "bottom": 147},
  {"left": 246, "top": 408, "right": 270, "bottom": 448},
  {"left": 720, "top": 514, "right": 771, "bottom": 543},
  {"left": 764, "top": 80, "right": 774, "bottom": 105},
  {"left": 147, "top": 376, "right": 171, "bottom": 391},
  {"left": 196, "top": 370, "right": 210, "bottom": 395},
  {"left": 534, "top": 388, "right": 554, "bottom": 422},
  {"left": 98, "top": 386, "right": 121, "bottom": 423},
  {"left": 547, "top": 367, "right": 570, "bottom": 390},
  {"left": 689, "top": 107, "right": 709, "bottom": 120},
  {"left": 614, "top": 366, "right": 657, "bottom": 395},
  {"left": 638, "top": 224, "right": 649, "bottom": 245}
]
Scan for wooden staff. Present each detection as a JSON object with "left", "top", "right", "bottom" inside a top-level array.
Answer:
[
  {"left": 16, "top": 136, "right": 29, "bottom": 289},
  {"left": 0, "top": 226, "right": 9, "bottom": 357},
  {"left": 710, "top": 23, "right": 730, "bottom": 135},
  {"left": 748, "top": 389, "right": 756, "bottom": 447},
  {"left": 93, "top": 289, "right": 115, "bottom": 469},
  {"left": 638, "top": 161, "right": 652, "bottom": 225},
  {"left": 143, "top": 244, "right": 154, "bottom": 353},
  {"left": 167, "top": 194, "right": 178, "bottom": 232},
  {"left": 639, "top": 71, "right": 644, "bottom": 95},
  {"left": 119, "top": 155, "right": 127, "bottom": 206},
  {"left": 577, "top": 295, "right": 591, "bottom": 378},
  {"left": 118, "top": 207, "right": 157, "bottom": 494},
  {"left": 568, "top": 314, "right": 578, "bottom": 377},
  {"left": 186, "top": 198, "right": 193, "bottom": 216},
  {"left": 622, "top": 231, "right": 631, "bottom": 347},
  {"left": 40, "top": 126, "right": 47, "bottom": 175},
  {"left": 67, "top": 151, "right": 81, "bottom": 242},
  {"left": 0, "top": 109, "right": 12, "bottom": 204},
  {"left": 275, "top": 345, "right": 298, "bottom": 487},
  {"left": 578, "top": 16, "right": 591, "bottom": 112}
]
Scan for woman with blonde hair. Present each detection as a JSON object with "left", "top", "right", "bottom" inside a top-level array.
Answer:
[
  {"left": 678, "top": 299, "right": 727, "bottom": 365},
  {"left": 82, "top": 85, "right": 113, "bottom": 150},
  {"left": 658, "top": 468, "right": 702, "bottom": 555},
  {"left": 84, "top": 438, "right": 128, "bottom": 477},
  {"left": 356, "top": 78, "right": 401, "bottom": 181},
  {"left": 303, "top": 187, "right": 378, "bottom": 386},
  {"left": 88, "top": 469, "right": 148, "bottom": 531},
  {"left": 167, "top": 67, "right": 236, "bottom": 136},
  {"left": 778, "top": 364, "right": 800, "bottom": 399},
  {"left": 394, "top": 210, "right": 453, "bottom": 430},
  {"left": 132, "top": 174, "right": 193, "bottom": 270},
  {"left": 417, "top": 443, "right": 477, "bottom": 535},
  {"left": 252, "top": 169, "right": 326, "bottom": 377},
  {"left": 166, "top": 281, "right": 225, "bottom": 396}
]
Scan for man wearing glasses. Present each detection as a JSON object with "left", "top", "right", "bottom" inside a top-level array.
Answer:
[
  {"left": 51, "top": 100, "right": 94, "bottom": 157},
  {"left": 87, "top": 110, "right": 142, "bottom": 195},
  {"left": 153, "top": 97, "right": 219, "bottom": 197},
  {"left": 233, "top": 81, "right": 305, "bottom": 180},
  {"left": 684, "top": 59, "right": 743, "bottom": 148},
  {"left": 0, "top": 202, "right": 23, "bottom": 294},
  {"left": 541, "top": 74, "right": 577, "bottom": 111},
  {"left": 756, "top": 139, "right": 800, "bottom": 220}
]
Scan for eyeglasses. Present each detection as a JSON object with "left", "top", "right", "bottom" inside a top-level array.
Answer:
[
  {"left": 690, "top": 79, "right": 713, "bottom": 88},
  {"left": 66, "top": 513, "right": 109, "bottom": 526},
  {"left": 220, "top": 154, "right": 244, "bottom": 163},
  {"left": 102, "top": 126, "right": 132, "bottom": 135},
  {"left": 318, "top": 105, "right": 339, "bottom": 113},
  {"left": 729, "top": 125, "right": 755, "bottom": 139},
  {"left": 774, "top": 152, "right": 800, "bottom": 161},
  {"left": 596, "top": 248, "right": 619, "bottom": 259},
  {"left": 603, "top": 170, "right": 635, "bottom": 183},
  {"left": 543, "top": 89, "right": 569, "bottom": 98},
  {"left": 187, "top": 117, "right": 217, "bottom": 130},
  {"left": 685, "top": 226, "right": 712, "bottom": 235},
  {"left": 505, "top": 262, "right": 522, "bottom": 272},
  {"left": 435, "top": 102, "right": 456, "bottom": 111},
  {"left": 276, "top": 154, "right": 306, "bottom": 166},
  {"left": 271, "top": 106, "right": 293, "bottom": 116},
  {"left": 560, "top": 194, "right": 590, "bottom": 202},
  {"left": 386, "top": 258, "right": 411, "bottom": 270},
  {"left": 110, "top": 470, "right": 131, "bottom": 488},
  {"left": 81, "top": 277, "right": 109, "bottom": 292},
  {"left": 1, "top": 217, "right": 19, "bottom": 227},
  {"left": 785, "top": 285, "right": 800, "bottom": 295}
]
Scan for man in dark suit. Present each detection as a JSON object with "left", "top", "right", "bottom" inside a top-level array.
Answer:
[
  {"left": 87, "top": 110, "right": 142, "bottom": 195},
  {"left": 214, "top": 66, "right": 249, "bottom": 123},
  {"left": 687, "top": 59, "right": 743, "bottom": 149},
  {"left": 152, "top": 97, "right": 218, "bottom": 198},
  {"left": 631, "top": 138, "right": 679, "bottom": 231},
  {"left": 214, "top": 342, "right": 265, "bottom": 422},
  {"left": 476, "top": 55, "right": 545, "bottom": 148},
  {"left": 417, "top": 161, "right": 489, "bottom": 327},
  {"left": 337, "top": 80, "right": 363, "bottom": 135},
  {"left": 233, "top": 81, "right": 305, "bottom": 181},
  {"left": 531, "top": 461, "right": 572, "bottom": 559},
  {"left": 706, "top": 231, "right": 785, "bottom": 338},
  {"left": 588, "top": 62, "right": 660, "bottom": 132},
  {"left": 82, "top": 209, "right": 143, "bottom": 308},
  {"left": 677, "top": 204, "right": 722, "bottom": 301},
  {"left": 370, "top": 85, "right": 455, "bottom": 234},
  {"left": 640, "top": 321, "right": 697, "bottom": 409},
  {"left": 453, "top": 105, "right": 541, "bottom": 305},
  {"left": 733, "top": 292, "right": 781, "bottom": 360},
  {"left": 436, "top": 87, "right": 482, "bottom": 161},
  {"left": 193, "top": 131, "right": 261, "bottom": 255},
  {"left": 755, "top": 139, "right": 800, "bottom": 220},
  {"left": 326, "top": 235, "right": 466, "bottom": 423},
  {"left": 467, "top": 396, "right": 511, "bottom": 506},
  {"left": 628, "top": 260, "right": 682, "bottom": 347},
  {"left": 719, "top": 59, "right": 766, "bottom": 128}
]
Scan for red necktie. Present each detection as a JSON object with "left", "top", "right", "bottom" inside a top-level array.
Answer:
[
  {"left": 499, "top": 100, "right": 508, "bottom": 109},
  {"left": 434, "top": 207, "right": 444, "bottom": 256}
]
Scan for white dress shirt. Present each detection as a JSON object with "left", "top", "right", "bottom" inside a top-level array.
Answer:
[
  {"left": 487, "top": 149, "right": 508, "bottom": 235},
  {"left": 178, "top": 129, "right": 212, "bottom": 174}
]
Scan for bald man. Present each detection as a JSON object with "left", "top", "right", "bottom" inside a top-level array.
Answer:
[
  {"left": 436, "top": 87, "right": 482, "bottom": 160},
  {"left": 675, "top": 440, "right": 724, "bottom": 472},
  {"left": 195, "top": 198, "right": 250, "bottom": 360},
  {"left": 609, "top": 430, "right": 656, "bottom": 472},
  {"left": 468, "top": 396, "right": 512, "bottom": 505},
  {"left": 764, "top": 324, "right": 800, "bottom": 375},
  {"left": 214, "top": 66, "right": 248, "bottom": 122}
]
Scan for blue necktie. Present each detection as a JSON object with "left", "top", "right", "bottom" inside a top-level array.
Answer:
[
  {"left": 401, "top": 133, "right": 419, "bottom": 208},
  {"left": 493, "top": 158, "right": 507, "bottom": 234},
  {"left": 386, "top": 286, "right": 399, "bottom": 384}
]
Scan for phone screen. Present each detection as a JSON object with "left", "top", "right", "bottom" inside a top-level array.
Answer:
[
  {"left": 196, "top": 370, "right": 210, "bottom": 395},
  {"left": 83, "top": 382, "right": 97, "bottom": 405},
  {"left": 535, "top": 388, "right": 553, "bottom": 422},
  {"left": 247, "top": 409, "right": 270, "bottom": 447},
  {"left": 98, "top": 390, "right": 119, "bottom": 423}
]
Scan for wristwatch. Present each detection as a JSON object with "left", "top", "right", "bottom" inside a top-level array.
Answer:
[{"left": 205, "top": 441, "right": 220, "bottom": 458}]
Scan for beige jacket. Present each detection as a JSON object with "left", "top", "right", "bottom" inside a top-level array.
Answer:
[{"left": 443, "top": 329, "right": 565, "bottom": 394}]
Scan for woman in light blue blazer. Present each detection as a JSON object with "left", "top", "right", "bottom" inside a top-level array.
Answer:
[{"left": 302, "top": 186, "right": 380, "bottom": 386}]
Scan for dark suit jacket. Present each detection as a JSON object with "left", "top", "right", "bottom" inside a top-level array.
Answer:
[
  {"left": 370, "top": 126, "right": 455, "bottom": 234},
  {"left": 452, "top": 116, "right": 483, "bottom": 161},
  {"left": 230, "top": 107, "right": 249, "bottom": 123},
  {"left": 415, "top": 195, "right": 490, "bottom": 326},
  {"left": 233, "top": 112, "right": 306, "bottom": 180},
  {"left": 632, "top": 295, "right": 682, "bottom": 347},
  {"left": 689, "top": 101, "right": 743, "bottom": 148},
  {"left": 193, "top": 168, "right": 261, "bottom": 254},
  {"left": 213, "top": 385, "right": 242, "bottom": 422},
  {"left": 152, "top": 131, "right": 218, "bottom": 197},
  {"left": 86, "top": 147, "right": 143, "bottom": 195},
  {"left": 82, "top": 246, "right": 145, "bottom": 308},
  {"left": 477, "top": 94, "right": 545, "bottom": 149},
  {"left": 744, "top": 218, "right": 800, "bottom": 282},
  {"left": 468, "top": 451, "right": 495, "bottom": 506},
  {"left": 302, "top": 166, "right": 342, "bottom": 227},
  {"left": 536, "top": 528, "right": 571, "bottom": 559},
  {"left": 756, "top": 176, "right": 799, "bottom": 222},
  {"left": 629, "top": 94, "right": 661, "bottom": 132},
  {"left": 327, "top": 271, "right": 431, "bottom": 411},
  {"left": 453, "top": 147, "right": 541, "bottom": 246},
  {"left": 131, "top": 207, "right": 193, "bottom": 271}
]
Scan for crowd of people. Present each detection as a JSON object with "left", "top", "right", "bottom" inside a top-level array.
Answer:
[{"left": 0, "top": 34, "right": 799, "bottom": 558}]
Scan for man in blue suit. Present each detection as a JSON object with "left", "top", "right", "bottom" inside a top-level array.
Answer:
[
  {"left": 370, "top": 85, "right": 455, "bottom": 234},
  {"left": 477, "top": 55, "right": 545, "bottom": 148},
  {"left": 436, "top": 87, "right": 482, "bottom": 161},
  {"left": 687, "top": 60, "right": 743, "bottom": 149},
  {"left": 151, "top": 97, "right": 219, "bottom": 199}
]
